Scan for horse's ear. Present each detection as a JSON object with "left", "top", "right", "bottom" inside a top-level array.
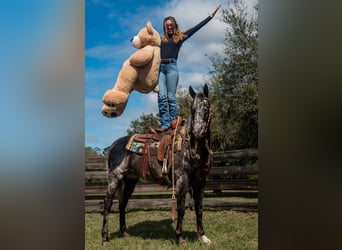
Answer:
[
  {"left": 203, "top": 84, "right": 209, "bottom": 98},
  {"left": 189, "top": 86, "right": 196, "bottom": 98}
]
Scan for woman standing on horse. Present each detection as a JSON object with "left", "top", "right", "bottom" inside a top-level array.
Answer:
[{"left": 150, "top": 4, "right": 221, "bottom": 133}]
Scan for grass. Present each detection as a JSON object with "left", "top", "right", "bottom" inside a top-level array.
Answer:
[{"left": 85, "top": 210, "right": 257, "bottom": 250}]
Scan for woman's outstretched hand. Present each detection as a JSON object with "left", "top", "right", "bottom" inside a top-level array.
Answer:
[{"left": 210, "top": 4, "right": 221, "bottom": 17}]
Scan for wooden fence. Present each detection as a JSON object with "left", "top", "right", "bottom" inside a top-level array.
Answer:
[{"left": 85, "top": 149, "right": 258, "bottom": 212}]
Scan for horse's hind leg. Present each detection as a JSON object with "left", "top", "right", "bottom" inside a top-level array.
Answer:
[
  {"left": 118, "top": 177, "right": 139, "bottom": 237},
  {"left": 101, "top": 179, "right": 118, "bottom": 245},
  {"left": 193, "top": 182, "right": 211, "bottom": 245},
  {"left": 175, "top": 175, "right": 188, "bottom": 246}
]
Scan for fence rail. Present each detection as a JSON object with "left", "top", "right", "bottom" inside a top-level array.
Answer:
[{"left": 85, "top": 149, "right": 258, "bottom": 212}]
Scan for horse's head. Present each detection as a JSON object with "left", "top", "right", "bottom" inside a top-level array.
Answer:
[{"left": 189, "top": 84, "right": 211, "bottom": 140}]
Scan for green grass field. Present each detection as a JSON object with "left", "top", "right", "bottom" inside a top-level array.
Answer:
[{"left": 85, "top": 210, "right": 257, "bottom": 250}]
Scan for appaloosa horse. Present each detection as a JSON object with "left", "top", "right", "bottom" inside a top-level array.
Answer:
[{"left": 101, "top": 84, "right": 212, "bottom": 246}]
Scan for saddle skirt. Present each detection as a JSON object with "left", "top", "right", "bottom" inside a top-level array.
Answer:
[{"left": 125, "top": 122, "right": 188, "bottom": 185}]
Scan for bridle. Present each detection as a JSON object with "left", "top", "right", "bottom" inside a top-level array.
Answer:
[
  {"left": 189, "top": 96, "right": 213, "bottom": 160},
  {"left": 203, "top": 97, "right": 213, "bottom": 136}
]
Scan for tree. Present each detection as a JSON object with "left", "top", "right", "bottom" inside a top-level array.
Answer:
[
  {"left": 176, "top": 87, "right": 192, "bottom": 119},
  {"left": 209, "top": 1, "right": 258, "bottom": 151},
  {"left": 126, "top": 112, "right": 160, "bottom": 136},
  {"left": 126, "top": 89, "right": 194, "bottom": 135},
  {"left": 85, "top": 146, "right": 104, "bottom": 157}
]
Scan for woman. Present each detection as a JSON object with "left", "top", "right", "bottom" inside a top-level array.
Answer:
[{"left": 152, "top": 4, "right": 221, "bottom": 133}]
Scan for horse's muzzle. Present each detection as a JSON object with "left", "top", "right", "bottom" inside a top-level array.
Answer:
[{"left": 192, "top": 124, "right": 205, "bottom": 139}]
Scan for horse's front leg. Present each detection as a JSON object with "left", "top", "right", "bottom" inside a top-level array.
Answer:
[
  {"left": 175, "top": 175, "right": 188, "bottom": 247},
  {"left": 193, "top": 180, "right": 211, "bottom": 245}
]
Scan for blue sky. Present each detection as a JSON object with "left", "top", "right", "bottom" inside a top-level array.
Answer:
[{"left": 85, "top": 0, "right": 255, "bottom": 150}]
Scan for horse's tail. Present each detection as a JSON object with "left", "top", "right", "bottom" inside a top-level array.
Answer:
[{"left": 107, "top": 136, "right": 131, "bottom": 170}]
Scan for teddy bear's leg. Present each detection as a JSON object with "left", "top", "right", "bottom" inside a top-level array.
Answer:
[
  {"left": 102, "top": 89, "right": 129, "bottom": 118},
  {"left": 101, "top": 104, "right": 123, "bottom": 118}
]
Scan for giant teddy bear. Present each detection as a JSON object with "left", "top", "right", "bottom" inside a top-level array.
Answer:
[{"left": 101, "top": 21, "right": 161, "bottom": 118}]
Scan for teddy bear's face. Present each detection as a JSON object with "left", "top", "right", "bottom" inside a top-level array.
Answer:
[{"left": 131, "top": 21, "right": 161, "bottom": 49}]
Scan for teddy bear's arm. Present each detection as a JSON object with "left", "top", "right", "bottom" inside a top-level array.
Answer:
[{"left": 129, "top": 45, "right": 154, "bottom": 67}]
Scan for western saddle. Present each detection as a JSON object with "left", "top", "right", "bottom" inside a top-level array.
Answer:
[{"left": 125, "top": 117, "right": 187, "bottom": 186}]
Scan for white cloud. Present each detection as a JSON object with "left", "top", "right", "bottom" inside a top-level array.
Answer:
[
  {"left": 178, "top": 72, "right": 210, "bottom": 90},
  {"left": 85, "top": 0, "right": 258, "bottom": 149},
  {"left": 158, "top": 0, "right": 226, "bottom": 73},
  {"left": 86, "top": 42, "right": 135, "bottom": 60},
  {"left": 144, "top": 92, "right": 159, "bottom": 113},
  {"left": 85, "top": 91, "right": 160, "bottom": 148}
]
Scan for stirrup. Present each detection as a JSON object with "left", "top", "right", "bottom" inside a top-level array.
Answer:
[{"left": 162, "top": 158, "right": 168, "bottom": 175}]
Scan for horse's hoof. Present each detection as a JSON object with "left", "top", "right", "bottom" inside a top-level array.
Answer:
[
  {"left": 199, "top": 235, "right": 212, "bottom": 245},
  {"left": 122, "top": 231, "right": 131, "bottom": 238},
  {"left": 102, "top": 241, "right": 110, "bottom": 246},
  {"left": 178, "top": 238, "right": 186, "bottom": 247}
]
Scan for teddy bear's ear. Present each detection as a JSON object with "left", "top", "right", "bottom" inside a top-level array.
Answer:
[{"left": 146, "top": 21, "right": 153, "bottom": 35}]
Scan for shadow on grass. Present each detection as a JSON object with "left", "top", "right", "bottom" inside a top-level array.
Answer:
[{"left": 109, "top": 218, "right": 198, "bottom": 243}]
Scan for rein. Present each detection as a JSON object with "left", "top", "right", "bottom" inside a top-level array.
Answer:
[
  {"left": 171, "top": 117, "right": 181, "bottom": 221},
  {"left": 203, "top": 101, "right": 213, "bottom": 137}
]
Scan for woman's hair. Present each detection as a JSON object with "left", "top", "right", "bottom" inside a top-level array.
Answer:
[{"left": 161, "top": 16, "right": 187, "bottom": 43}]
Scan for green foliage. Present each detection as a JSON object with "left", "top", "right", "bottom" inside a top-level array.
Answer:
[
  {"left": 85, "top": 146, "right": 104, "bottom": 157},
  {"left": 176, "top": 87, "right": 192, "bottom": 119},
  {"left": 125, "top": 90, "right": 192, "bottom": 136},
  {"left": 126, "top": 113, "right": 160, "bottom": 136},
  {"left": 209, "top": 1, "right": 258, "bottom": 151},
  {"left": 102, "top": 146, "right": 111, "bottom": 156},
  {"left": 123, "top": 1, "right": 258, "bottom": 152}
]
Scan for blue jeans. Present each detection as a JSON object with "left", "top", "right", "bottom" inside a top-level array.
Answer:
[{"left": 158, "top": 62, "right": 179, "bottom": 129}]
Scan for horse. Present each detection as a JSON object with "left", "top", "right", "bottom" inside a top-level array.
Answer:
[{"left": 101, "top": 84, "right": 213, "bottom": 246}]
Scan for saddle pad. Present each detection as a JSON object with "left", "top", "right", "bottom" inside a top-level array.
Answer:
[
  {"left": 125, "top": 134, "right": 160, "bottom": 154},
  {"left": 125, "top": 129, "right": 184, "bottom": 157}
]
